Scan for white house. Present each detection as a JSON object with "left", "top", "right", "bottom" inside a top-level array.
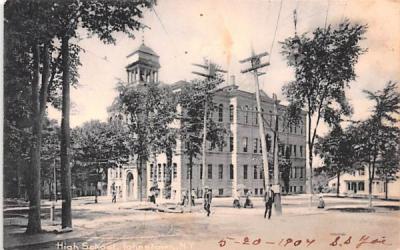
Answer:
[{"left": 328, "top": 166, "right": 400, "bottom": 199}]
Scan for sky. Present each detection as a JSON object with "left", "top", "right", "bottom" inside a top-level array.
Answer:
[{"left": 48, "top": 0, "right": 400, "bottom": 135}]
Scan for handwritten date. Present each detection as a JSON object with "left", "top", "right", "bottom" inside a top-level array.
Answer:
[{"left": 218, "top": 235, "right": 390, "bottom": 248}]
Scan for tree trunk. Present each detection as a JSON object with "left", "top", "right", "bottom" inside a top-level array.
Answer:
[
  {"left": 165, "top": 147, "right": 173, "bottom": 198},
  {"left": 306, "top": 111, "right": 314, "bottom": 206},
  {"left": 49, "top": 182, "right": 52, "bottom": 201},
  {"left": 95, "top": 167, "right": 99, "bottom": 203},
  {"left": 336, "top": 170, "right": 340, "bottom": 197},
  {"left": 385, "top": 176, "right": 388, "bottom": 200},
  {"left": 26, "top": 43, "right": 42, "bottom": 234},
  {"left": 308, "top": 143, "right": 314, "bottom": 202},
  {"left": 60, "top": 36, "right": 72, "bottom": 229},
  {"left": 16, "top": 159, "right": 21, "bottom": 198},
  {"left": 368, "top": 177, "right": 372, "bottom": 208},
  {"left": 138, "top": 157, "right": 143, "bottom": 201},
  {"left": 188, "top": 154, "right": 193, "bottom": 212},
  {"left": 368, "top": 162, "right": 373, "bottom": 208}
]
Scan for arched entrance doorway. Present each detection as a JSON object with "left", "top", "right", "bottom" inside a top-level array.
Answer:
[{"left": 126, "top": 172, "right": 134, "bottom": 199}]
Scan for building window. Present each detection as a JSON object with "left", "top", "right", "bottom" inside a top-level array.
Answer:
[
  {"left": 260, "top": 167, "right": 263, "bottom": 179},
  {"left": 254, "top": 107, "right": 258, "bottom": 125},
  {"left": 218, "top": 140, "right": 223, "bottom": 152},
  {"left": 301, "top": 126, "right": 303, "bottom": 135},
  {"left": 243, "top": 165, "right": 248, "bottom": 179},
  {"left": 218, "top": 104, "right": 223, "bottom": 122},
  {"left": 300, "top": 167, "right": 304, "bottom": 178},
  {"left": 254, "top": 166, "right": 258, "bottom": 179},
  {"left": 290, "top": 186, "right": 293, "bottom": 192},
  {"left": 229, "top": 105, "right": 234, "bottom": 122},
  {"left": 293, "top": 186, "right": 297, "bottom": 192},
  {"left": 293, "top": 145, "right": 297, "bottom": 157},
  {"left": 218, "top": 164, "right": 223, "bottom": 179},
  {"left": 359, "top": 169, "right": 365, "bottom": 176},
  {"left": 243, "top": 137, "right": 248, "bottom": 152},
  {"left": 230, "top": 137, "right": 234, "bottom": 152},
  {"left": 150, "top": 164, "right": 154, "bottom": 178},
  {"left": 200, "top": 164, "right": 203, "bottom": 180},
  {"left": 278, "top": 144, "right": 284, "bottom": 156},
  {"left": 245, "top": 105, "right": 249, "bottom": 124},
  {"left": 208, "top": 164, "right": 212, "bottom": 179},
  {"left": 158, "top": 164, "right": 162, "bottom": 181},
  {"left": 230, "top": 164, "right": 234, "bottom": 179},
  {"left": 347, "top": 182, "right": 351, "bottom": 190},
  {"left": 255, "top": 188, "right": 258, "bottom": 195},
  {"left": 219, "top": 189, "right": 224, "bottom": 196},
  {"left": 300, "top": 146, "right": 303, "bottom": 157},
  {"left": 290, "top": 126, "right": 293, "bottom": 133},
  {"left": 294, "top": 167, "right": 298, "bottom": 178},
  {"left": 358, "top": 182, "right": 365, "bottom": 191},
  {"left": 294, "top": 126, "right": 297, "bottom": 134},
  {"left": 163, "top": 164, "right": 166, "bottom": 179},
  {"left": 173, "top": 163, "right": 177, "bottom": 179},
  {"left": 300, "top": 186, "right": 303, "bottom": 192},
  {"left": 266, "top": 134, "right": 272, "bottom": 152},
  {"left": 260, "top": 188, "right": 263, "bottom": 195},
  {"left": 253, "top": 138, "right": 258, "bottom": 153}
]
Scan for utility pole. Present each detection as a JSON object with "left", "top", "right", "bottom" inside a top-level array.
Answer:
[
  {"left": 192, "top": 61, "right": 226, "bottom": 209},
  {"left": 239, "top": 50, "right": 271, "bottom": 192},
  {"left": 272, "top": 93, "right": 282, "bottom": 215},
  {"left": 51, "top": 158, "right": 57, "bottom": 224}
]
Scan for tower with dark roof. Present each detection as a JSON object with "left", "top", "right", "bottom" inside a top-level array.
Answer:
[{"left": 126, "top": 43, "right": 160, "bottom": 84}]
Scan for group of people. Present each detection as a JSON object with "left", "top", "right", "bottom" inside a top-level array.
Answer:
[
  {"left": 180, "top": 188, "right": 213, "bottom": 216},
  {"left": 111, "top": 182, "right": 325, "bottom": 217},
  {"left": 194, "top": 184, "right": 277, "bottom": 218}
]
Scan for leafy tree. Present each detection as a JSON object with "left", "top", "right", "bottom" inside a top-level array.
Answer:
[
  {"left": 3, "top": 28, "right": 32, "bottom": 200},
  {"left": 279, "top": 146, "right": 291, "bottom": 194},
  {"left": 40, "top": 0, "right": 153, "bottom": 229},
  {"left": 112, "top": 82, "right": 177, "bottom": 200},
  {"left": 356, "top": 81, "right": 400, "bottom": 206},
  {"left": 5, "top": 0, "right": 153, "bottom": 231},
  {"left": 378, "top": 136, "right": 400, "bottom": 200},
  {"left": 4, "top": 0, "right": 67, "bottom": 233},
  {"left": 315, "top": 125, "right": 358, "bottom": 197},
  {"left": 178, "top": 78, "right": 227, "bottom": 210},
  {"left": 280, "top": 20, "right": 367, "bottom": 197},
  {"left": 71, "top": 120, "right": 130, "bottom": 203}
]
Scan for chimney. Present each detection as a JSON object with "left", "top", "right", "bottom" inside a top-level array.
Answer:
[{"left": 230, "top": 75, "right": 236, "bottom": 86}]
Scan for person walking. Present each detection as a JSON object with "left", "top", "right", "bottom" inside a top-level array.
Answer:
[
  {"left": 317, "top": 196, "right": 325, "bottom": 209},
  {"left": 203, "top": 187, "right": 212, "bottom": 216},
  {"left": 181, "top": 190, "right": 188, "bottom": 206},
  {"left": 264, "top": 184, "right": 275, "bottom": 219},
  {"left": 111, "top": 182, "right": 117, "bottom": 203},
  {"left": 191, "top": 189, "right": 196, "bottom": 206}
]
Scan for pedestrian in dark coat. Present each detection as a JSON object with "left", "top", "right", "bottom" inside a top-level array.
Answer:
[
  {"left": 203, "top": 187, "right": 212, "bottom": 216},
  {"left": 111, "top": 182, "right": 117, "bottom": 203},
  {"left": 264, "top": 184, "right": 275, "bottom": 219}
]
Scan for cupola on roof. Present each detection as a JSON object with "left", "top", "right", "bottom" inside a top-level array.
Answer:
[
  {"left": 126, "top": 42, "right": 160, "bottom": 84},
  {"left": 126, "top": 43, "right": 161, "bottom": 70}
]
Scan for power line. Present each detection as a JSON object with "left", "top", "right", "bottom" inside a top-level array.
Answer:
[{"left": 268, "top": 0, "right": 284, "bottom": 64}]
